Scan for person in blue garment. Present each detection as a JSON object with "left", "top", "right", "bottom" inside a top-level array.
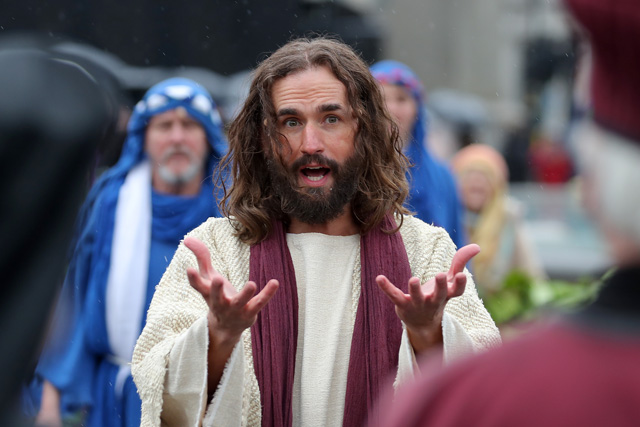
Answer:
[
  {"left": 371, "top": 61, "right": 465, "bottom": 248},
  {"left": 31, "top": 77, "right": 227, "bottom": 427}
]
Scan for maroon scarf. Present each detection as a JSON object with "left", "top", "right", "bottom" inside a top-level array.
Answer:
[{"left": 249, "top": 214, "right": 411, "bottom": 427}]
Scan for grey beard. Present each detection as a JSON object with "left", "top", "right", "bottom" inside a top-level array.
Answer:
[
  {"left": 267, "top": 153, "right": 362, "bottom": 225},
  {"left": 157, "top": 147, "right": 204, "bottom": 186}
]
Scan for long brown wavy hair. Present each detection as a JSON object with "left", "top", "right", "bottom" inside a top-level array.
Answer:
[{"left": 217, "top": 36, "right": 411, "bottom": 245}]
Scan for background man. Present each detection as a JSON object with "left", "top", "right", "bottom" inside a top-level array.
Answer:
[
  {"left": 369, "top": 0, "right": 640, "bottom": 425},
  {"left": 133, "top": 38, "right": 500, "bottom": 427},
  {"left": 33, "top": 77, "right": 227, "bottom": 426}
]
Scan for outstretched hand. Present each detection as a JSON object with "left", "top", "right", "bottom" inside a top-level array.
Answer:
[
  {"left": 377, "top": 244, "right": 480, "bottom": 353},
  {"left": 184, "top": 236, "right": 279, "bottom": 395},
  {"left": 184, "top": 236, "right": 279, "bottom": 346}
]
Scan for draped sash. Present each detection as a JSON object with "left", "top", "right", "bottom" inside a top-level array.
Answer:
[{"left": 249, "top": 214, "right": 411, "bottom": 426}]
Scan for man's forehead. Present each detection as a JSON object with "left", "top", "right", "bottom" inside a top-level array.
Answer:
[
  {"left": 271, "top": 66, "right": 350, "bottom": 110},
  {"left": 148, "top": 107, "right": 199, "bottom": 125},
  {"left": 175, "top": 106, "right": 189, "bottom": 119}
]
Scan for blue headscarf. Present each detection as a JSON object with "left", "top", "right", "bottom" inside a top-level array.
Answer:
[
  {"left": 33, "top": 78, "right": 227, "bottom": 416},
  {"left": 371, "top": 60, "right": 465, "bottom": 247}
]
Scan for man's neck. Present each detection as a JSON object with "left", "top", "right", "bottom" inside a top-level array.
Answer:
[{"left": 287, "top": 207, "right": 360, "bottom": 236}]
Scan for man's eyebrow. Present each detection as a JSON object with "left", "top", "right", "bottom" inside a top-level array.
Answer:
[
  {"left": 277, "top": 108, "right": 298, "bottom": 117},
  {"left": 276, "top": 104, "right": 345, "bottom": 117},
  {"left": 318, "top": 103, "right": 344, "bottom": 113}
]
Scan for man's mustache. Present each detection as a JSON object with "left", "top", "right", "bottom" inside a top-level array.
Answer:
[
  {"left": 160, "top": 145, "right": 198, "bottom": 163},
  {"left": 289, "top": 154, "right": 340, "bottom": 173}
]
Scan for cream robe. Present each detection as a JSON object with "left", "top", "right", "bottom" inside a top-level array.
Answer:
[{"left": 132, "top": 215, "right": 502, "bottom": 427}]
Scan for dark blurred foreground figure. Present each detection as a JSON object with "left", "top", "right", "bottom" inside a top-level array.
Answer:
[
  {"left": 0, "top": 38, "right": 112, "bottom": 425},
  {"left": 370, "top": 0, "right": 640, "bottom": 426},
  {"left": 132, "top": 37, "right": 500, "bottom": 427},
  {"left": 31, "top": 78, "right": 227, "bottom": 427}
]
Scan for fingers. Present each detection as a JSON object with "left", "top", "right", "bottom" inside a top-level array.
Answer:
[
  {"left": 187, "top": 267, "right": 210, "bottom": 298},
  {"left": 187, "top": 266, "right": 229, "bottom": 307},
  {"left": 449, "top": 272, "right": 467, "bottom": 298},
  {"left": 184, "top": 236, "right": 214, "bottom": 279},
  {"left": 376, "top": 275, "right": 408, "bottom": 306},
  {"left": 233, "top": 281, "right": 257, "bottom": 308},
  {"left": 448, "top": 244, "right": 481, "bottom": 276},
  {"left": 433, "top": 272, "right": 449, "bottom": 304},
  {"left": 407, "top": 277, "right": 423, "bottom": 302},
  {"left": 246, "top": 279, "right": 280, "bottom": 313}
]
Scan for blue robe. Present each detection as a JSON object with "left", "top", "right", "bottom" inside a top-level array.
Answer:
[
  {"left": 28, "top": 78, "right": 227, "bottom": 426},
  {"left": 405, "top": 138, "right": 466, "bottom": 249},
  {"left": 34, "top": 191, "right": 216, "bottom": 426}
]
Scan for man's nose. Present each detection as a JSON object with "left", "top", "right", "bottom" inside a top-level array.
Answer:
[
  {"left": 300, "top": 122, "right": 324, "bottom": 154},
  {"left": 169, "top": 123, "right": 187, "bottom": 142}
]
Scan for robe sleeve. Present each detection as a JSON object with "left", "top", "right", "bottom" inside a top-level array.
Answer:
[
  {"left": 132, "top": 218, "right": 259, "bottom": 427},
  {"left": 400, "top": 216, "right": 502, "bottom": 360},
  {"left": 160, "top": 316, "right": 248, "bottom": 427},
  {"left": 132, "top": 224, "right": 212, "bottom": 427}
]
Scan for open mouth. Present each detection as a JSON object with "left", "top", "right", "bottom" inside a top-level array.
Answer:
[{"left": 300, "top": 166, "right": 331, "bottom": 182}]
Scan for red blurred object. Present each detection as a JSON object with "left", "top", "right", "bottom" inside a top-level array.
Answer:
[{"left": 528, "top": 138, "right": 573, "bottom": 183}]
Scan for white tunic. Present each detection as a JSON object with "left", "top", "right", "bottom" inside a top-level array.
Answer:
[{"left": 288, "top": 233, "right": 359, "bottom": 427}]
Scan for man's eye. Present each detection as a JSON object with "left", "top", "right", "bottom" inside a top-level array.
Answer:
[
  {"left": 284, "top": 119, "right": 299, "bottom": 127},
  {"left": 326, "top": 116, "right": 339, "bottom": 124}
]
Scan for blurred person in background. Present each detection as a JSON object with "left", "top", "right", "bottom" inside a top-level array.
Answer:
[
  {"left": 451, "top": 144, "right": 546, "bottom": 295},
  {"left": 369, "top": 0, "right": 640, "bottom": 425},
  {"left": 0, "top": 35, "right": 113, "bottom": 426},
  {"left": 371, "top": 61, "right": 465, "bottom": 248},
  {"left": 31, "top": 77, "right": 227, "bottom": 427}
]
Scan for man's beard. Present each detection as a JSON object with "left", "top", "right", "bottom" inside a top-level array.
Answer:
[
  {"left": 267, "top": 152, "right": 362, "bottom": 225},
  {"left": 157, "top": 145, "right": 205, "bottom": 186}
]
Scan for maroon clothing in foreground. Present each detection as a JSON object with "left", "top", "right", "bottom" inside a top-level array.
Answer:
[{"left": 374, "top": 267, "right": 640, "bottom": 427}]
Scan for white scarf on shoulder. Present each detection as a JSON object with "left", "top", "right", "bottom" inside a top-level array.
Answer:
[{"left": 106, "top": 160, "right": 152, "bottom": 397}]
